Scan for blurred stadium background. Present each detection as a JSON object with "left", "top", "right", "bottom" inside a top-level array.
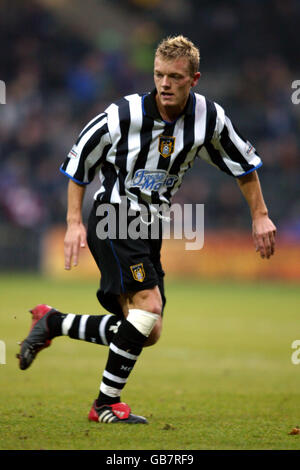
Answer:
[{"left": 1, "top": 0, "right": 300, "bottom": 280}]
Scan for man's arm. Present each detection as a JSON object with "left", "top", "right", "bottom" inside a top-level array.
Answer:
[
  {"left": 64, "top": 179, "right": 87, "bottom": 270},
  {"left": 236, "top": 171, "right": 276, "bottom": 259}
]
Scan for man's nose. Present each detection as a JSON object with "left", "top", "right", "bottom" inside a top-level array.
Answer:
[{"left": 161, "top": 75, "right": 170, "bottom": 87}]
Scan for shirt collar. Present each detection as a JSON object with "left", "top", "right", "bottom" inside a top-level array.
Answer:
[{"left": 143, "top": 88, "right": 195, "bottom": 121}]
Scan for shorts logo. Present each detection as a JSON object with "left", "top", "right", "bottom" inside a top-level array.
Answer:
[
  {"left": 130, "top": 263, "right": 145, "bottom": 282},
  {"left": 159, "top": 135, "right": 175, "bottom": 158}
]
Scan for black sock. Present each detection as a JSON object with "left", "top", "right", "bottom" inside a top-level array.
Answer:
[
  {"left": 47, "top": 312, "right": 121, "bottom": 345},
  {"left": 96, "top": 319, "right": 147, "bottom": 407}
]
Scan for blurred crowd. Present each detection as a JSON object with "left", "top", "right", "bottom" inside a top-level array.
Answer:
[{"left": 1, "top": 0, "right": 300, "bottom": 240}]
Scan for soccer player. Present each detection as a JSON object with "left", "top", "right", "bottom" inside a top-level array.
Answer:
[{"left": 17, "top": 36, "right": 276, "bottom": 424}]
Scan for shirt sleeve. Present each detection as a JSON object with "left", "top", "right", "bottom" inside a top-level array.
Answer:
[
  {"left": 60, "top": 112, "right": 112, "bottom": 185},
  {"left": 197, "top": 101, "right": 262, "bottom": 177}
]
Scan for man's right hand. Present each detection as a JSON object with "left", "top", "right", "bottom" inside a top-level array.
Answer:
[{"left": 64, "top": 222, "right": 87, "bottom": 270}]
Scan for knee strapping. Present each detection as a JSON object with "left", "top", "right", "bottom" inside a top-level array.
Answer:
[{"left": 127, "top": 309, "right": 159, "bottom": 337}]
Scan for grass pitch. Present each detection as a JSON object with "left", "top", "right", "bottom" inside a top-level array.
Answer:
[{"left": 1, "top": 273, "right": 300, "bottom": 450}]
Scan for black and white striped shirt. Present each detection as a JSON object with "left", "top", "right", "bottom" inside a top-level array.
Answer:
[{"left": 60, "top": 89, "right": 262, "bottom": 212}]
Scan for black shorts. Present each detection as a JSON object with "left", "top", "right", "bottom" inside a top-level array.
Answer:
[{"left": 87, "top": 202, "right": 166, "bottom": 318}]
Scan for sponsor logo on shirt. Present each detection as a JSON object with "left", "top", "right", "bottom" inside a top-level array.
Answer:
[{"left": 131, "top": 169, "right": 178, "bottom": 191}]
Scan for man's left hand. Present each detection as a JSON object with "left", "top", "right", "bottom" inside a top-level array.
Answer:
[{"left": 252, "top": 216, "right": 276, "bottom": 259}]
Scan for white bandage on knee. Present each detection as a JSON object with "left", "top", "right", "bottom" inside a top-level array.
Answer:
[{"left": 127, "top": 309, "right": 159, "bottom": 337}]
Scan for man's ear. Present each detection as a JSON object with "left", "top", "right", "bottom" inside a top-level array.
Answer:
[{"left": 192, "top": 72, "right": 201, "bottom": 87}]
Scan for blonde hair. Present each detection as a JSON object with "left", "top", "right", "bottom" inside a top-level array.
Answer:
[{"left": 155, "top": 35, "right": 200, "bottom": 76}]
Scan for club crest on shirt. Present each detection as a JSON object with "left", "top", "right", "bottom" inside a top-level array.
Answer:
[
  {"left": 130, "top": 263, "right": 145, "bottom": 282},
  {"left": 158, "top": 135, "right": 175, "bottom": 158}
]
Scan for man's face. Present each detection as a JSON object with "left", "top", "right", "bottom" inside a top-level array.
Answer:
[{"left": 154, "top": 55, "right": 200, "bottom": 111}]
